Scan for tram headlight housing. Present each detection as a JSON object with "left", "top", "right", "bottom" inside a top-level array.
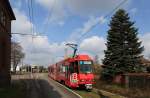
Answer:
[
  {"left": 80, "top": 79, "right": 85, "bottom": 82},
  {"left": 88, "top": 79, "right": 95, "bottom": 82}
]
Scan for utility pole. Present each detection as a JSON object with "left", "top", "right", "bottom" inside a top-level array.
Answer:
[{"left": 64, "top": 47, "right": 68, "bottom": 59}]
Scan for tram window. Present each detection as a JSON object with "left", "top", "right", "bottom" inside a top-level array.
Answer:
[
  {"left": 75, "top": 61, "right": 79, "bottom": 73},
  {"left": 57, "top": 66, "right": 60, "bottom": 72},
  {"left": 60, "top": 65, "right": 63, "bottom": 73},
  {"left": 65, "top": 66, "right": 69, "bottom": 72},
  {"left": 69, "top": 62, "right": 79, "bottom": 73},
  {"left": 62, "top": 66, "right": 65, "bottom": 72},
  {"left": 69, "top": 65, "right": 74, "bottom": 73},
  {"left": 52, "top": 68, "right": 54, "bottom": 73}
]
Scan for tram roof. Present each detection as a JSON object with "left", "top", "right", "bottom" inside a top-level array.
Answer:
[{"left": 64, "top": 54, "right": 92, "bottom": 62}]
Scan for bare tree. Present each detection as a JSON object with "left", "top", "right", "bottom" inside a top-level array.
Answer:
[
  {"left": 11, "top": 42, "right": 25, "bottom": 73},
  {"left": 94, "top": 55, "right": 99, "bottom": 65}
]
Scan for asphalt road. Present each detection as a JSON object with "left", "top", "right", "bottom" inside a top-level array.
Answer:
[{"left": 12, "top": 73, "right": 81, "bottom": 98}]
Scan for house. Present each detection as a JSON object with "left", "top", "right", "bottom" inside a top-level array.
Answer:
[
  {"left": 140, "top": 57, "right": 150, "bottom": 72},
  {"left": 0, "top": 0, "right": 16, "bottom": 87}
]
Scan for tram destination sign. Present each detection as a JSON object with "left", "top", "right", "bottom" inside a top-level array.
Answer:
[{"left": 79, "top": 61, "right": 92, "bottom": 65}]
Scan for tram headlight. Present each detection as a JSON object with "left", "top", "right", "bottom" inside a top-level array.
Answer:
[
  {"left": 88, "top": 79, "right": 95, "bottom": 82},
  {"left": 80, "top": 79, "right": 85, "bottom": 82}
]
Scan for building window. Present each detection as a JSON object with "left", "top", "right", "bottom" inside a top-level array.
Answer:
[
  {"left": 0, "top": 41, "right": 2, "bottom": 69},
  {"left": 2, "top": 40, "right": 6, "bottom": 66},
  {"left": 0, "top": 9, "right": 6, "bottom": 26}
]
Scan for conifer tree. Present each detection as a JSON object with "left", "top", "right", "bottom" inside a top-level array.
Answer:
[{"left": 101, "top": 9, "right": 144, "bottom": 81}]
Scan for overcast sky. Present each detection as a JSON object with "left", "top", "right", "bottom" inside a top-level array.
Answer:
[{"left": 10, "top": 0, "right": 150, "bottom": 66}]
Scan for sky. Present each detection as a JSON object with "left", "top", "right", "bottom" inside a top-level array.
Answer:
[{"left": 10, "top": 0, "right": 150, "bottom": 66}]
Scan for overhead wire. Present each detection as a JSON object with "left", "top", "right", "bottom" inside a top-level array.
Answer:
[
  {"left": 27, "top": 0, "right": 32, "bottom": 34},
  {"left": 65, "top": 0, "right": 128, "bottom": 58},
  {"left": 76, "top": 0, "right": 128, "bottom": 42},
  {"left": 12, "top": 33, "right": 35, "bottom": 36},
  {"left": 12, "top": 0, "right": 42, "bottom": 38},
  {"left": 28, "top": 0, "right": 34, "bottom": 66},
  {"left": 12, "top": 0, "right": 128, "bottom": 63},
  {"left": 30, "top": 0, "right": 35, "bottom": 35},
  {"left": 41, "top": 0, "right": 56, "bottom": 38}
]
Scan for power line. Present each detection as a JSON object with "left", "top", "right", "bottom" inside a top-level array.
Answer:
[
  {"left": 12, "top": 1, "right": 45, "bottom": 38},
  {"left": 27, "top": 0, "right": 35, "bottom": 43},
  {"left": 12, "top": 33, "right": 34, "bottom": 36},
  {"left": 27, "top": 0, "right": 36, "bottom": 35},
  {"left": 30, "top": 0, "right": 36, "bottom": 35},
  {"left": 12, "top": 0, "right": 45, "bottom": 38},
  {"left": 11, "top": 33, "right": 46, "bottom": 37},
  {"left": 27, "top": 0, "right": 32, "bottom": 34},
  {"left": 77, "top": 0, "right": 128, "bottom": 42},
  {"left": 42, "top": 0, "right": 56, "bottom": 36}
]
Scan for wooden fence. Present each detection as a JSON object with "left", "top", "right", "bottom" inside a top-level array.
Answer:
[{"left": 124, "top": 73, "right": 150, "bottom": 89}]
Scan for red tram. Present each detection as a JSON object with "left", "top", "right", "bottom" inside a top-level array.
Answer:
[{"left": 48, "top": 54, "right": 95, "bottom": 90}]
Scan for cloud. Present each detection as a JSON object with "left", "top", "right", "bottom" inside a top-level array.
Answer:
[
  {"left": 58, "top": 21, "right": 65, "bottom": 26},
  {"left": 13, "top": 35, "right": 66, "bottom": 66},
  {"left": 20, "top": 36, "right": 66, "bottom": 66},
  {"left": 11, "top": 8, "right": 66, "bottom": 66},
  {"left": 69, "top": 16, "right": 107, "bottom": 42},
  {"left": 65, "top": 0, "right": 128, "bottom": 16},
  {"left": 35, "top": 0, "right": 66, "bottom": 25},
  {"left": 80, "top": 36, "right": 105, "bottom": 52},
  {"left": 79, "top": 36, "right": 106, "bottom": 63},
  {"left": 67, "top": 0, "right": 131, "bottom": 42},
  {"left": 35, "top": 0, "right": 129, "bottom": 26},
  {"left": 140, "top": 33, "right": 150, "bottom": 58},
  {"left": 20, "top": 32, "right": 150, "bottom": 66},
  {"left": 130, "top": 8, "right": 137, "bottom": 15},
  {"left": 78, "top": 32, "right": 150, "bottom": 64},
  {"left": 11, "top": 0, "right": 132, "bottom": 66},
  {"left": 78, "top": 33, "right": 150, "bottom": 64},
  {"left": 12, "top": 8, "right": 33, "bottom": 34}
]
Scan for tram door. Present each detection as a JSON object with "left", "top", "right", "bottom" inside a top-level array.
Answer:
[
  {"left": 65, "top": 62, "right": 74, "bottom": 84},
  {"left": 65, "top": 66, "right": 69, "bottom": 81}
]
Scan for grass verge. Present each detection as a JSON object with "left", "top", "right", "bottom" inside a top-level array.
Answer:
[
  {"left": 94, "top": 78, "right": 150, "bottom": 98},
  {"left": 73, "top": 88, "right": 124, "bottom": 98},
  {"left": 73, "top": 89, "right": 100, "bottom": 98}
]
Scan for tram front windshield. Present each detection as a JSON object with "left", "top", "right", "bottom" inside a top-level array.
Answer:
[{"left": 79, "top": 61, "right": 92, "bottom": 73}]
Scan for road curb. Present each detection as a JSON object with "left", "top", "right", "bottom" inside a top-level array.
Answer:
[
  {"left": 49, "top": 78, "right": 83, "bottom": 98},
  {"left": 93, "top": 88, "right": 127, "bottom": 98}
]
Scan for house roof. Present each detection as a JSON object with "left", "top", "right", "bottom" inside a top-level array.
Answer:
[
  {"left": 141, "top": 57, "right": 150, "bottom": 64},
  {"left": 5, "top": 0, "right": 16, "bottom": 20}
]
